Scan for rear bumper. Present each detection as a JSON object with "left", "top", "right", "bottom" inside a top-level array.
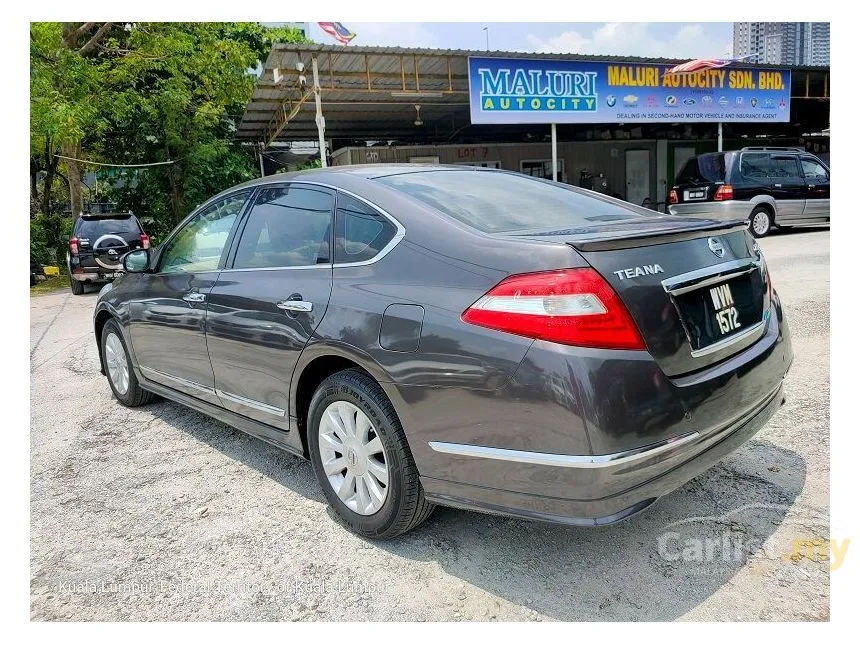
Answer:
[
  {"left": 409, "top": 296, "right": 793, "bottom": 527},
  {"left": 422, "top": 381, "right": 784, "bottom": 526},
  {"left": 70, "top": 270, "right": 121, "bottom": 283},
  {"left": 669, "top": 201, "right": 752, "bottom": 221}
]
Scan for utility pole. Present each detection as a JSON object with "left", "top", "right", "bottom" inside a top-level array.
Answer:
[
  {"left": 483, "top": 26, "right": 489, "bottom": 51},
  {"left": 312, "top": 56, "right": 327, "bottom": 168}
]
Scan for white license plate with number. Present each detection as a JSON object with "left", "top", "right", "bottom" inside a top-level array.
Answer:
[
  {"left": 710, "top": 283, "right": 741, "bottom": 335},
  {"left": 685, "top": 189, "right": 706, "bottom": 200}
]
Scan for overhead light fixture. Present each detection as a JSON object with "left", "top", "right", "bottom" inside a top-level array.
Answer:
[
  {"left": 414, "top": 105, "right": 423, "bottom": 127},
  {"left": 391, "top": 91, "right": 443, "bottom": 98}
]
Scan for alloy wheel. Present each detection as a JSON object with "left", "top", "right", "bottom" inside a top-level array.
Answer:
[
  {"left": 752, "top": 211, "right": 770, "bottom": 236},
  {"left": 318, "top": 400, "right": 389, "bottom": 515},
  {"left": 104, "top": 332, "right": 130, "bottom": 395}
]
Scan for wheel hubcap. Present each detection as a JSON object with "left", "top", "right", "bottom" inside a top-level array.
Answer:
[
  {"left": 752, "top": 212, "right": 770, "bottom": 235},
  {"left": 318, "top": 401, "right": 389, "bottom": 515},
  {"left": 104, "top": 332, "right": 130, "bottom": 395}
]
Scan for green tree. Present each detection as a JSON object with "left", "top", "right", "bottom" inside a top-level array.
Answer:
[
  {"left": 30, "top": 21, "right": 306, "bottom": 234},
  {"left": 30, "top": 22, "right": 117, "bottom": 218},
  {"left": 96, "top": 22, "right": 306, "bottom": 225}
]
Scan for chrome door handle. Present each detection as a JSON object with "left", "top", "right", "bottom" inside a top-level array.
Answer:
[
  {"left": 182, "top": 292, "right": 206, "bottom": 303},
  {"left": 277, "top": 300, "right": 313, "bottom": 313}
]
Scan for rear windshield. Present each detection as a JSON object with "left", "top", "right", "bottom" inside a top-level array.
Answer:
[
  {"left": 374, "top": 170, "right": 640, "bottom": 233},
  {"left": 76, "top": 216, "right": 141, "bottom": 238},
  {"left": 676, "top": 154, "right": 726, "bottom": 184}
]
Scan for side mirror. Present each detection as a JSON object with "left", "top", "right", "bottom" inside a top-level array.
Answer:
[{"left": 123, "top": 249, "right": 151, "bottom": 273}]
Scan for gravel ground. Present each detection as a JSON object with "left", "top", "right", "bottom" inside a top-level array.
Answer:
[{"left": 30, "top": 228, "right": 830, "bottom": 621}]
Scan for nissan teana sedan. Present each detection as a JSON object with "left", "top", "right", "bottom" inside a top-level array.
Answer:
[{"left": 94, "top": 165, "right": 793, "bottom": 539}]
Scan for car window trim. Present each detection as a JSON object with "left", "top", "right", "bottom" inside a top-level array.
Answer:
[
  {"left": 219, "top": 181, "right": 405, "bottom": 272},
  {"left": 152, "top": 188, "right": 253, "bottom": 275}
]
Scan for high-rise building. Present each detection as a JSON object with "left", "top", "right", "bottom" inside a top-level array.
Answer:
[{"left": 733, "top": 22, "right": 830, "bottom": 66}]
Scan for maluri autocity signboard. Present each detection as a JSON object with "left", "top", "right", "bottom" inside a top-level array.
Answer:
[{"left": 468, "top": 57, "right": 791, "bottom": 124}]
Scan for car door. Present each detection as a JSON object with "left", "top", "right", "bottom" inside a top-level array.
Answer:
[
  {"left": 767, "top": 154, "right": 806, "bottom": 224},
  {"left": 127, "top": 190, "right": 250, "bottom": 404},
  {"left": 205, "top": 184, "right": 335, "bottom": 427},
  {"left": 800, "top": 156, "right": 831, "bottom": 220}
]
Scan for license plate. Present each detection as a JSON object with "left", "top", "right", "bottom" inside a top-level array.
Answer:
[
  {"left": 708, "top": 283, "right": 742, "bottom": 335},
  {"left": 684, "top": 189, "right": 706, "bottom": 201},
  {"left": 103, "top": 272, "right": 121, "bottom": 279},
  {"left": 673, "top": 274, "right": 764, "bottom": 350}
]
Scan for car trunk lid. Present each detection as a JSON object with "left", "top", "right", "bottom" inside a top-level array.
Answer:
[{"left": 512, "top": 217, "right": 770, "bottom": 376}]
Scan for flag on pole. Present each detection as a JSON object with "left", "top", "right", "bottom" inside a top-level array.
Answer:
[
  {"left": 318, "top": 22, "right": 357, "bottom": 45},
  {"left": 667, "top": 54, "right": 757, "bottom": 74}
]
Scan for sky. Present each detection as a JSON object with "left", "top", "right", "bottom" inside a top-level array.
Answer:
[{"left": 307, "top": 22, "right": 735, "bottom": 59}]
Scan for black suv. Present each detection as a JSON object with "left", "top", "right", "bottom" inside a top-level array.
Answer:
[
  {"left": 668, "top": 147, "right": 830, "bottom": 238},
  {"left": 67, "top": 213, "right": 150, "bottom": 295}
]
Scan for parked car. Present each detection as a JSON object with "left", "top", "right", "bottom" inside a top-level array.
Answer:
[
  {"left": 67, "top": 212, "right": 150, "bottom": 295},
  {"left": 668, "top": 147, "right": 830, "bottom": 238},
  {"left": 94, "top": 166, "right": 793, "bottom": 538}
]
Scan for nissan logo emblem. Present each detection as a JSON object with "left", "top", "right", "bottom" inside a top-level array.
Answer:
[{"left": 708, "top": 237, "right": 725, "bottom": 258}]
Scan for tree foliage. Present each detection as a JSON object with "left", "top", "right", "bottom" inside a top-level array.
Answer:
[{"left": 30, "top": 22, "right": 307, "bottom": 239}]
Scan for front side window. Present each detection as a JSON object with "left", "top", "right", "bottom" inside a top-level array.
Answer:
[
  {"left": 159, "top": 191, "right": 248, "bottom": 274},
  {"left": 233, "top": 186, "right": 333, "bottom": 269},
  {"left": 335, "top": 193, "right": 397, "bottom": 264},
  {"left": 801, "top": 158, "right": 829, "bottom": 180}
]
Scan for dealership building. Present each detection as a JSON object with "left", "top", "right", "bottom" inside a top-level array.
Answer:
[{"left": 238, "top": 44, "right": 829, "bottom": 208}]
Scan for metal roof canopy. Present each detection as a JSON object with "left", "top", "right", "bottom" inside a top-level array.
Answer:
[{"left": 239, "top": 43, "right": 830, "bottom": 147}]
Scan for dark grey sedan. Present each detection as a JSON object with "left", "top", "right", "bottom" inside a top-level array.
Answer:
[{"left": 94, "top": 165, "right": 793, "bottom": 538}]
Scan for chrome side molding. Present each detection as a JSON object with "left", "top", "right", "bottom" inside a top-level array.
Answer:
[
  {"left": 215, "top": 389, "right": 286, "bottom": 417},
  {"left": 428, "top": 432, "right": 701, "bottom": 469}
]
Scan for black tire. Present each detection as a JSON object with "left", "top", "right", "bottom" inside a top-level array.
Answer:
[
  {"left": 100, "top": 319, "right": 156, "bottom": 407},
  {"left": 70, "top": 275, "right": 85, "bottom": 295},
  {"left": 749, "top": 206, "right": 773, "bottom": 238},
  {"left": 307, "top": 369, "right": 434, "bottom": 539}
]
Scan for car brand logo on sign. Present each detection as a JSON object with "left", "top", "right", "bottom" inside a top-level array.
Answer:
[
  {"left": 708, "top": 237, "right": 725, "bottom": 258},
  {"left": 605, "top": 94, "right": 616, "bottom": 107}
]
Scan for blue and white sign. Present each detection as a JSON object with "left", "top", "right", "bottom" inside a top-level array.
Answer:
[{"left": 468, "top": 57, "right": 791, "bottom": 124}]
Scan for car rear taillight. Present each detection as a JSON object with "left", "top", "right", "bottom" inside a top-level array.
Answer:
[
  {"left": 461, "top": 269, "right": 646, "bottom": 350},
  {"left": 140, "top": 233, "right": 150, "bottom": 249},
  {"left": 713, "top": 184, "right": 734, "bottom": 201},
  {"left": 69, "top": 237, "right": 79, "bottom": 256},
  {"left": 668, "top": 189, "right": 678, "bottom": 205}
]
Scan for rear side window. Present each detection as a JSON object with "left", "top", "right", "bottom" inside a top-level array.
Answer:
[
  {"left": 233, "top": 186, "right": 333, "bottom": 269},
  {"left": 740, "top": 153, "right": 801, "bottom": 180},
  {"left": 676, "top": 154, "right": 726, "bottom": 184},
  {"left": 76, "top": 216, "right": 141, "bottom": 239},
  {"left": 375, "top": 170, "right": 639, "bottom": 234},
  {"left": 335, "top": 193, "right": 397, "bottom": 264}
]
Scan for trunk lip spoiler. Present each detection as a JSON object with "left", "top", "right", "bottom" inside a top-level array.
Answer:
[{"left": 563, "top": 220, "right": 748, "bottom": 252}]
